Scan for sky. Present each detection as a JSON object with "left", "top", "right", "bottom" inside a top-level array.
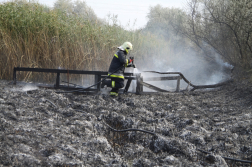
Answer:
[{"left": 0, "top": 0, "right": 187, "bottom": 29}]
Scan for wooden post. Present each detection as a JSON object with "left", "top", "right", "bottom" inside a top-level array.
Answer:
[
  {"left": 136, "top": 74, "right": 143, "bottom": 95},
  {"left": 55, "top": 72, "right": 60, "bottom": 88},
  {"left": 176, "top": 76, "right": 181, "bottom": 92},
  {"left": 13, "top": 67, "right": 17, "bottom": 85},
  {"left": 95, "top": 74, "right": 101, "bottom": 92},
  {"left": 124, "top": 79, "right": 132, "bottom": 93},
  {"left": 140, "top": 76, "right": 143, "bottom": 92}
]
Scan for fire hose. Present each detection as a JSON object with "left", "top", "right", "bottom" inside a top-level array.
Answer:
[
  {"left": 102, "top": 120, "right": 157, "bottom": 136},
  {"left": 102, "top": 119, "right": 252, "bottom": 164}
]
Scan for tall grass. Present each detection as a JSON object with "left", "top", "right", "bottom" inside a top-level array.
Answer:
[{"left": 0, "top": 0, "right": 172, "bottom": 82}]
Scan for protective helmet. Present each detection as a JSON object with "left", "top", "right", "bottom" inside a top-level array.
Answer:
[{"left": 119, "top": 42, "right": 133, "bottom": 51}]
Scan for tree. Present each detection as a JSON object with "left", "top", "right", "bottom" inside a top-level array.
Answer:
[
  {"left": 146, "top": 5, "right": 187, "bottom": 41},
  {"left": 54, "top": 0, "right": 97, "bottom": 21},
  {"left": 73, "top": 0, "right": 97, "bottom": 20},
  {"left": 182, "top": 0, "right": 252, "bottom": 68},
  {"left": 54, "top": 0, "right": 73, "bottom": 14}
]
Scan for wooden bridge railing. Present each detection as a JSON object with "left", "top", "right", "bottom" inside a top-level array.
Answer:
[
  {"left": 13, "top": 68, "right": 233, "bottom": 94},
  {"left": 13, "top": 67, "right": 138, "bottom": 93}
]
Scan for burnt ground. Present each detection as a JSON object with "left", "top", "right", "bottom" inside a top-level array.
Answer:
[{"left": 0, "top": 78, "right": 251, "bottom": 167}]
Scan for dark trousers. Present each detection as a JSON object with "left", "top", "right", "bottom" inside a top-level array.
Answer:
[{"left": 104, "top": 77, "right": 124, "bottom": 93}]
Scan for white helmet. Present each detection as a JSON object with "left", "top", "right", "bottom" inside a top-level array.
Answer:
[{"left": 118, "top": 42, "right": 133, "bottom": 52}]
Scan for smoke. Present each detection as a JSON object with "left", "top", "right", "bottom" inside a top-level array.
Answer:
[
  {"left": 100, "top": 86, "right": 111, "bottom": 95},
  {"left": 203, "top": 56, "right": 233, "bottom": 85},
  {"left": 134, "top": 38, "right": 233, "bottom": 92},
  {"left": 148, "top": 52, "right": 232, "bottom": 91},
  {"left": 22, "top": 84, "right": 38, "bottom": 92},
  {"left": 9, "top": 82, "right": 38, "bottom": 92},
  {"left": 135, "top": 4, "right": 236, "bottom": 92}
]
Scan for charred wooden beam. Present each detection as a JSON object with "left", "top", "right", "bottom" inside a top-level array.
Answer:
[
  {"left": 143, "top": 71, "right": 233, "bottom": 91},
  {"left": 124, "top": 78, "right": 132, "bottom": 93},
  {"left": 144, "top": 76, "right": 181, "bottom": 81},
  {"left": 140, "top": 81, "right": 169, "bottom": 93},
  {"left": 13, "top": 67, "right": 137, "bottom": 93},
  {"left": 136, "top": 74, "right": 143, "bottom": 95},
  {"left": 14, "top": 67, "right": 134, "bottom": 76}
]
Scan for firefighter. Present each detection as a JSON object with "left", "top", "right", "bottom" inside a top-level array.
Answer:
[{"left": 101, "top": 42, "right": 135, "bottom": 96}]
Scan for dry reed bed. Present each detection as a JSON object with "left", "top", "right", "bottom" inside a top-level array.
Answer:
[{"left": 0, "top": 1, "right": 173, "bottom": 82}]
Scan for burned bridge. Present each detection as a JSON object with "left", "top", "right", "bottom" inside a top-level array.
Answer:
[{"left": 13, "top": 67, "right": 233, "bottom": 94}]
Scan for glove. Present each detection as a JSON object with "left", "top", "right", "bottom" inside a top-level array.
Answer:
[
  {"left": 128, "top": 57, "right": 134, "bottom": 63},
  {"left": 133, "top": 64, "right": 136, "bottom": 68}
]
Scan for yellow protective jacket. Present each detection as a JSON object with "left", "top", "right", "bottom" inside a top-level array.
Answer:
[{"left": 108, "top": 49, "right": 129, "bottom": 79}]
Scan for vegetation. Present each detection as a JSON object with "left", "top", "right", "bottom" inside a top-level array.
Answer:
[
  {"left": 146, "top": 0, "right": 252, "bottom": 70},
  {"left": 0, "top": 0, "right": 251, "bottom": 82},
  {"left": 0, "top": 0, "right": 170, "bottom": 81}
]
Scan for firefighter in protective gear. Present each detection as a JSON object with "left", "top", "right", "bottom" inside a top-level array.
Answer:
[{"left": 101, "top": 42, "right": 134, "bottom": 96}]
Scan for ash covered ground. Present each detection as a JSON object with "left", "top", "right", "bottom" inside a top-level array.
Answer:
[{"left": 0, "top": 79, "right": 251, "bottom": 166}]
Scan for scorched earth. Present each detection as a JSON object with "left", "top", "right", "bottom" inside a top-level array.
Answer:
[{"left": 0, "top": 79, "right": 251, "bottom": 166}]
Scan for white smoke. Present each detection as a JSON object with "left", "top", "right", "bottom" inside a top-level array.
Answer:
[
  {"left": 9, "top": 82, "right": 38, "bottom": 92},
  {"left": 135, "top": 48, "right": 233, "bottom": 92},
  {"left": 22, "top": 84, "right": 38, "bottom": 92}
]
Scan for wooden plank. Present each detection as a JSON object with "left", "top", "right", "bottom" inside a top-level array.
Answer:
[
  {"left": 95, "top": 74, "right": 101, "bottom": 92},
  {"left": 136, "top": 74, "right": 142, "bottom": 95},
  {"left": 14, "top": 67, "right": 135, "bottom": 76},
  {"left": 14, "top": 67, "right": 107, "bottom": 75},
  {"left": 140, "top": 76, "right": 143, "bottom": 92},
  {"left": 101, "top": 75, "right": 136, "bottom": 80},
  {"left": 176, "top": 76, "right": 181, "bottom": 92},
  {"left": 144, "top": 76, "right": 181, "bottom": 81},
  {"left": 13, "top": 68, "right": 17, "bottom": 85},
  {"left": 143, "top": 71, "right": 233, "bottom": 91},
  {"left": 124, "top": 79, "right": 132, "bottom": 93},
  {"left": 140, "top": 81, "right": 169, "bottom": 92},
  {"left": 55, "top": 72, "right": 60, "bottom": 88}
]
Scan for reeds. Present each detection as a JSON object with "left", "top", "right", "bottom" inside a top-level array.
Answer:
[{"left": 0, "top": 0, "right": 172, "bottom": 82}]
